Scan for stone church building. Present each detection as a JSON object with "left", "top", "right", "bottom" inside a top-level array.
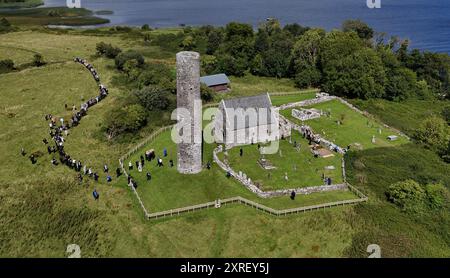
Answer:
[{"left": 214, "top": 93, "right": 289, "bottom": 148}]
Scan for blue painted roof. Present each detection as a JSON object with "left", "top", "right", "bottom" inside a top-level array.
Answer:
[{"left": 200, "top": 73, "right": 230, "bottom": 87}]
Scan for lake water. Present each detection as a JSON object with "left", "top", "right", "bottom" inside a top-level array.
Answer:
[{"left": 43, "top": 0, "right": 450, "bottom": 53}]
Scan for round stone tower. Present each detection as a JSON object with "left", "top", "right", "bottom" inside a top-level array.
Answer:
[{"left": 176, "top": 51, "right": 202, "bottom": 174}]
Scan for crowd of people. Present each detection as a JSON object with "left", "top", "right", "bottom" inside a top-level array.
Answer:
[{"left": 22, "top": 58, "right": 114, "bottom": 199}]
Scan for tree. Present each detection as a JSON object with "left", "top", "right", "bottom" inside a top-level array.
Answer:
[
  {"left": 123, "top": 59, "right": 140, "bottom": 81},
  {"left": 200, "top": 84, "right": 214, "bottom": 103},
  {"left": 414, "top": 115, "right": 449, "bottom": 152},
  {"left": 386, "top": 180, "right": 427, "bottom": 213},
  {"left": 342, "top": 19, "right": 374, "bottom": 40},
  {"left": 215, "top": 52, "right": 248, "bottom": 77},
  {"left": 254, "top": 29, "right": 270, "bottom": 54},
  {"left": 294, "top": 66, "right": 321, "bottom": 88},
  {"left": 385, "top": 67, "right": 418, "bottom": 101},
  {"left": 180, "top": 35, "right": 196, "bottom": 51},
  {"left": 283, "top": 23, "right": 309, "bottom": 37},
  {"left": 322, "top": 47, "right": 386, "bottom": 99},
  {"left": 105, "top": 104, "right": 147, "bottom": 138},
  {"left": 96, "top": 42, "right": 122, "bottom": 58},
  {"left": 259, "top": 18, "right": 281, "bottom": 36},
  {"left": 206, "top": 28, "right": 223, "bottom": 55},
  {"left": 32, "top": 53, "right": 46, "bottom": 67},
  {"left": 141, "top": 24, "right": 151, "bottom": 31},
  {"left": 133, "top": 85, "right": 170, "bottom": 111},
  {"left": 136, "top": 62, "right": 174, "bottom": 89},
  {"left": 115, "top": 50, "right": 145, "bottom": 70},
  {"left": 291, "top": 28, "right": 325, "bottom": 86},
  {"left": 225, "top": 22, "right": 253, "bottom": 41}
]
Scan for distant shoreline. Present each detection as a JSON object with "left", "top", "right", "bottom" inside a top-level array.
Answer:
[
  {"left": 0, "top": 6, "right": 110, "bottom": 26},
  {"left": 0, "top": 0, "right": 44, "bottom": 9}
]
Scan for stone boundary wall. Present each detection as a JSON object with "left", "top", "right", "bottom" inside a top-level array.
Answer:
[{"left": 213, "top": 145, "right": 348, "bottom": 198}]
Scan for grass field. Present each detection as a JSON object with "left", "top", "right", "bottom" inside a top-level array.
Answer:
[
  {"left": 281, "top": 99, "right": 410, "bottom": 150},
  {"left": 0, "top": 28, "right": 448, "bottom": 258},
  {"left": 349, "top": 98, "right": 448, "bottom": 137},
  {"left": 270, "top": 90, "right": 318, "bottom": 107}
]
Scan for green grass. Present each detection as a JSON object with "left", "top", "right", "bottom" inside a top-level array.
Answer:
[
  {"left": 349, "top": 98, "right": 448, "bottom": 137},
  {"left": 270, "top": 90, "right": 318, "bottom": 106},
  {"left": 227, "top": 75, "right": 299, "bottom": 98},
  {"left": 344, "top": 144, "right": 450, "bottom": 257},
  {"left": 281, "top": 99, "right": 409, "bottom": 150},
  {"left": 125, "top": 130, "right": 354, "bottom": 211},
  {"left": 219, "top": 131, "right": 343, "bottom": 191}
]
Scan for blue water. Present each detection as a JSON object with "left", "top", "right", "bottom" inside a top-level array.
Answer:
[{"left": 43, "top": 0, "right": 450, "bottom": 53}]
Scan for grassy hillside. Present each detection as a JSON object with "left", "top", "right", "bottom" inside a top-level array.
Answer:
[{"left": 345, "top": 144, "right": 450, "bottom": 257}]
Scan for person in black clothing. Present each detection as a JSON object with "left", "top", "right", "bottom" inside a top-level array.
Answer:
[
  {"left": 169, "top": 159, "right": 174, "bottom": 168},
  {"left": 30, "top": 154, "right": 36, "bottom": 164},
  {"left": 93, "top": 172, "right": 99, "bottom": 182},
  {"left": 240, "top": 148, "right": 243, "bottom": 157},
  {"left": 146, "top": 172, "right": 152, "bottom": 181},
  {"left": 290, "top": 191, "right": 296, "bottom": 200},
  {"left": 206, "top": 161, "right": 211, "bottom": 170},
  {"left": 21, "top": 148, "right": 26, "bottom": 156},
  {"left": 116, "top": 167, "right": 121, "bottom": 177}
]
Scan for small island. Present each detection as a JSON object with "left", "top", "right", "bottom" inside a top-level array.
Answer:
[{"left": 0, "top": 0, "right": 44, "bottom": 9}]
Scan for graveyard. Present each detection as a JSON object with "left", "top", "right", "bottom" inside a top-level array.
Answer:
[
  {"left": 280, "top": 99, "right": 410, "bottom": 150},
  {"left": 125, "top": 130, "right": 356, "bottom": 212}
]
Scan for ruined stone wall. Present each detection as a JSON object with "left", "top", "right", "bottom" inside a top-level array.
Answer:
[{"left": 176, "top": 51, "right": 202, "bottom": 174}]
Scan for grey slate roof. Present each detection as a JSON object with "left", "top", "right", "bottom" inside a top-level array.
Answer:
[
  {"left": 221, "top": 94, "right": 276, "bottom": 130},
  {"left": 200, "top": 73, "right": 230, "bottom": 87}
]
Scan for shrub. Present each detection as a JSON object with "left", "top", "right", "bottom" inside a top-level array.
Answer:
[
  {"left": 96, "top": 42, "right": 122, "bottom": 59},
  {"left": 386, "top": 180, "right": 427, "bottom": 213},
  {"left": 105, "top": 104, "right": 147, "bottom": 138},
  {"left": 201, "top": 84, "right": 214, "bottom": 102},
  {"left": 32, "top": 53, "right": 46, "bottom": 67},
  {"left": 115, "top": 50, "right": 145, "bottom": 70},
  {"left": 0, "top": 59, "right": 14, "bottom": 73},
  {"left": 425, "top": 183, "right": 449, "bottom": 210},
  {"left": 414, "top": 115, "right": 449, "bottom": 152},
  {"left": 133, "top": 85, "right": 170, "bottom": 111}
]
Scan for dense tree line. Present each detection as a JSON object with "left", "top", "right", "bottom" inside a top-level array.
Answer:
[{"left": 176, "top": 19, "right": 449, "bottom": 101}]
